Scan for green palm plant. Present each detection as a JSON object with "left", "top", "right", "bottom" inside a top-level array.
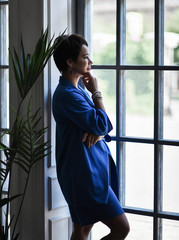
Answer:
[{"left": 0, "top": 28, "right": 65, "bottom": 240}]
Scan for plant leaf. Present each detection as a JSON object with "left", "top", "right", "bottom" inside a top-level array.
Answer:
[{"left": 0, "top": 194, "right": 22, "bottom": 208}]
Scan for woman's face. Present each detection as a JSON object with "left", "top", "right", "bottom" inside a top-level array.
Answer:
[{"left": 71, "top": 44, "right": 93, "bottom": 76}]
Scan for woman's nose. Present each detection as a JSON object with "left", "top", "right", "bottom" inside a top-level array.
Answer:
[{"left": 89, "top": 58, "right": 93, "bottom": 65}]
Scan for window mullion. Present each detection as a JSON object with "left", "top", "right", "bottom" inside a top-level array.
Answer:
[
  {"left": 117, "top": 0, "right": 126, "bottom": 205},
  {"left": 154, "top": 0, "right": 164, "bottom": 239},
  {"left": 117, "top": 0, "right": 126, "bottom": 66}
]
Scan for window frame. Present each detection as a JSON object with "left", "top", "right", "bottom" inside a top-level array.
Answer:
[
  {"left": 0, "top": 0, "right": 9, "bottom": 230},
  {"left": 0, "top": 0, "right": 9, "bottom": 182},
  {"left": 0, "top": 0, "right": 9, "bottom": 130},
  {"left": 76, "top": 0, "right": 179, "bottom": 239}
]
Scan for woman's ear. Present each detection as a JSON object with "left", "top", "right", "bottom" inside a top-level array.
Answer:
[{"left": 66, "top": 59, "right": 73, "bottom": 68}]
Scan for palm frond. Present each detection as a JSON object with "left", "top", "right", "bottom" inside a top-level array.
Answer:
[
  {"left": 10, "top": 28, "right": 66, "bottom": 100},
  {"left": 11, "top": 99, "right": 50, "bottom": 173},
  {"left": 0, "top": 194, "right": 22, "bottom": 208},
  {"left": 9, "top": 51, "right": 23, "bottom": 97},
  {"left": 20, "top": 36, "right": 26, "bottom": 74}
]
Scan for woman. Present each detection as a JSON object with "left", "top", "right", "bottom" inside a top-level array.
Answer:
[{"left": 52, "top": 34, "right": 130, "bottom": 240}]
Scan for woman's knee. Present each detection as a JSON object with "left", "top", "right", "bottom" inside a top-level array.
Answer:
[
  {"left": 102, "top": 213, "right": 130, "bottom": 239},
  {"left": 113, "top": 218, "right": 130, "bottom": 239},
  {"left": 118, "top": 220, "right": 130, "bottom": 239},
  {"left": 116, "top": 214, "right": 130, "bottom": 238},
  {"left": 120, "top": 215, "right": 130, "bottom": 236}
]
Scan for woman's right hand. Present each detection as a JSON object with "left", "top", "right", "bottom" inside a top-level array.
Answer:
[
  {"left": 82, "top": 71, "right": 106, "bottom": 112},
  {"left": 82, "top": 132, "right": 102, "bottom": 148},
  {"left": 82, "top": 72, "right": 99, "bottom": 94}
]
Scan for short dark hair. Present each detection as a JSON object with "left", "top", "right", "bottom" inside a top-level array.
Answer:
[{"left": 53, "top": 34, "right": 88, "bottom": 73}]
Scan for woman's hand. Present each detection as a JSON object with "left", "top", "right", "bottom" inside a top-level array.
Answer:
[
  {"left": 82, "top": 72, "right": 99, "bottom": 94},
  {"left": 82, "top": 132, "right": 103, "bottom": 148}
]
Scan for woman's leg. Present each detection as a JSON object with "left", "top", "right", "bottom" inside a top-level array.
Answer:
[
  {"left": 70, "top": 223, "right": 93, "bottom": 240},
  {"left": 101, "top": 213, "right": 130, "bottom": 240}
]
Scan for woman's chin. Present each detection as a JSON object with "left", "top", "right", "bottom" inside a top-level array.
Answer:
[{"left": 79, "top": 70, "right": 90, "bottom": 76}]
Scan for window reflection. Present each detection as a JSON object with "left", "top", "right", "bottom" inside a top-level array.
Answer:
[
  {"left": 162, "top": 219, "right": 179, "bottom": 240},
  {"left": 93, "top": 69, "right": 116, "bottom": 136},
  {"left": 125, "top": 142, "right": 154, "bottom": 210},
  {"left": 163, "top": 146, "right": 179, "bottom": 213},
  {"left": 0, "top": 69, "right": 9, "bottom": 129},
  {"left": 126, "top": 0, "right": 154, "bottom": 65},
  {"left": 125, "top": 70, "right": 154, "bottom": 138},
  {"left": 164, "top": 1, "right": 179, "bottom": 65},
  {"left": 0, "top": 4, "right": 9, "bottom": 65},
  {"left": 91, "top": 0, "right": 116, "bottom": 65},
  {"left": 163, "top": 71, "right": 179, "bottom": 140},
  {"left": 126, "top": 214, "right": 153, "bottom": 240}
]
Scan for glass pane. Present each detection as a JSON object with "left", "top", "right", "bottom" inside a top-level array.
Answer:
[
  {"left": 163, "top": 146, "right": 179, "bottom": 213},
  {"left": 126, "top": 0, "right": 154, "bottom": 65},
  {"left": 91, "top": 222, "right": 110, "bottom": 240},
  {"left": 93, "top": 70, "right": 116, "bottom": 135},
  {"left": 125, "top": 142, "right": 154, "bottom": 210},
  {"left": 107, "top": 140, "right": 116, "bottom": 163},
  {"left": 164, "top": 1, "right": 179, "bottom": 65},
  {"left": 163, "top": 71, "right": 179, "bottom": 140},
  {"left": 0, "top": 69, "right": 9, "bottom": 129},
  {"left": 125, "top": 70, "right": 154, "bottom": 138},
  {"left": 91, "top": 0, "right": 116, "bottom": 65},
  {"left": 126, "top": 214, "right": 153, "bottom": 240},
  {"left": 162, "top": 219, "right": 179, "bottom": 240},
  {"left": 0, "top": 4, "right": 9, "bottom": 65}
]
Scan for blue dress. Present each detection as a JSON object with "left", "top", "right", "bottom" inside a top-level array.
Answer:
[{"left": 52, "top": 76, "right": 124, "bottom": 225}]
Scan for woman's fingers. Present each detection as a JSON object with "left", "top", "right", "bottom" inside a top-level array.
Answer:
[
  {"left": 82, "top": 72, "right": 98, "bottom": 93},
  {"left": 82, "top": 132, "right": 88, "bottom": 142}
]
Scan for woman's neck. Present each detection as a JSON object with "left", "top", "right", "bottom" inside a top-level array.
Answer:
[{"left": 62, "top": 72, "right": 81, "bottom": 88}]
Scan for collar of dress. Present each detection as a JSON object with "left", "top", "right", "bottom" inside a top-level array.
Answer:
[{"left": 59, "top": 76, "right": 95, "bottom": 107}]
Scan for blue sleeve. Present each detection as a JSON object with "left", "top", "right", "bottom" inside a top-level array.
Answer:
[{"left": 54, "top": 90, "right": 113, "bottom": 136}]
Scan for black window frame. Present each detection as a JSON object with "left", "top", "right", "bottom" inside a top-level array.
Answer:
[
  {"left": 0, "top": 0, "right": 9, "bottom": 226},
  {"left": 76, "top": 0, "right": 179, "bottom": 239}
]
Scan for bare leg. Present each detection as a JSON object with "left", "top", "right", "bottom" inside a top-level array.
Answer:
[
  {"left": 100, "top": 213, "right": 130, "bottom": 240},
  {"left": 70, "top": 223, "right": 93, "bottom": 240}
]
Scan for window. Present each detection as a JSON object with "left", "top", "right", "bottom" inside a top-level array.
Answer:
[
  {"left": 0, "top": 0, "right": 9, "bottom": 226},
  {"left": 0, "top": 0, "right": 9, "bottom": 130},
  {"left": 77, "top": 0, "right": 179, "bottom": 239}
]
